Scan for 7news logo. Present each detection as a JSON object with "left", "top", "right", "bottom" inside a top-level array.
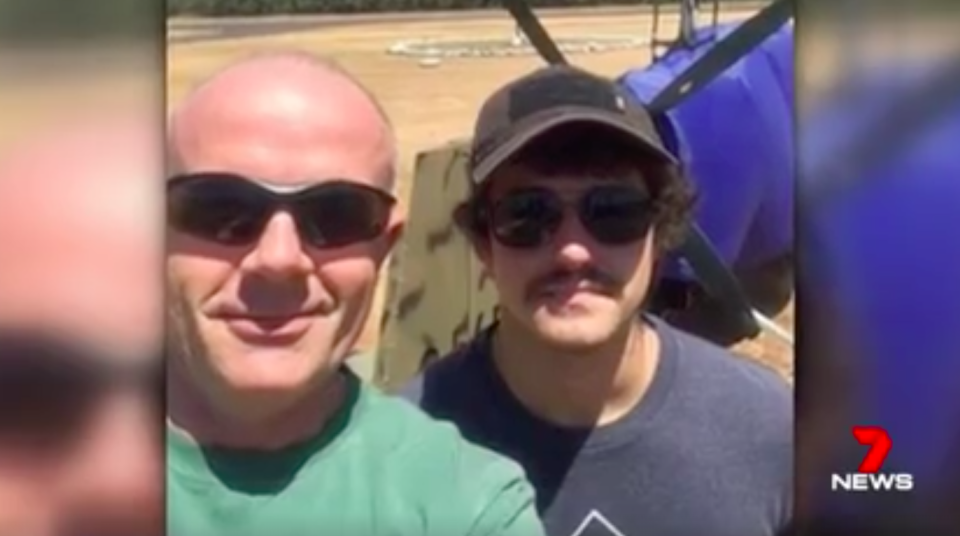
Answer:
[{"left": 831, "top": 426, "right": 915, "bottom": 492}]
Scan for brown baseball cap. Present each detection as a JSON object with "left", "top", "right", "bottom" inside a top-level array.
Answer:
[{"left": 469, "top": 64, "right": 678, "bottom": 184}]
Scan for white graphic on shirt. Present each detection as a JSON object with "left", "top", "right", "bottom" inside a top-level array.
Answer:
[{"left": 569, "top": 510, "right": 628, "bottom": 536}]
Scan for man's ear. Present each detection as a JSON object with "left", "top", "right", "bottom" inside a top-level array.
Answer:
[
  {"left": 386, "top": 220, "right": 405, "bottom": 251},
  {"left": 472, "top": 237, "right": 493, "bottom": 270},
  {"left": 452, "top": 202, "right": 474, "bottom": 237},
  {"left": 372, "top": 206, "right": 405, "bottom": 265}
]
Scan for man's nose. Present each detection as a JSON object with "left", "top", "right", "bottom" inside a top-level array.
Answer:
[
  {"left": 244, "top": 212, "right": 313, "bottom": 279},
  {"left": 550, "top": 212, "right": 595, "bottom": 270}
]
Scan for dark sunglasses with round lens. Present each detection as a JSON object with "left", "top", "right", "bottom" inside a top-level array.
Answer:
[
  {"left": 477, "top": 184, "right": 655, "bottom": 249},
  {"left": 167, "top": 173, "right": 397, "bottom": 249}
]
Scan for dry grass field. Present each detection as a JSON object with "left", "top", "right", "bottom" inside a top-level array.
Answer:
[{"left": 164, "top": 5, "right": 795, "bottom": 380}]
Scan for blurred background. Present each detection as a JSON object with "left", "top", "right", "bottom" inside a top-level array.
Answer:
[
  {"left": 0, "top": 1, "right": 164, "bottom": 534},
  {"left": 795, "top": 0, "right": 960, "bottom": 532}
]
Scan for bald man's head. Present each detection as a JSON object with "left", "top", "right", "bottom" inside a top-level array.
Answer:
[
  {"left": 169, "top": 51, "right": 397, "bottom": 191},
  {"left": 0, "top": 115, "right": 163, "bottom": 360},
  {"left": 165, "top": 52, "right": 405, "bottom": 435}
]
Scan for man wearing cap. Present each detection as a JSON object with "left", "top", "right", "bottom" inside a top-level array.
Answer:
[
  {"left": 165, "top": 51, "right": 544, "bottom": 536},
  {"left": 402, "top": 65, "right": 793, "bottom": 536}
]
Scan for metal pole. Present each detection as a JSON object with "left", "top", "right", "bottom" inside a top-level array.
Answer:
[
  {"left": 753, "top": 309, "right": 794, "bottom": 347},
  {"left": 679, "top": 0, "right": 698, "bottom": 48},
  {"left": 651, "top": 0, "right": 662, "bottom": 61}
]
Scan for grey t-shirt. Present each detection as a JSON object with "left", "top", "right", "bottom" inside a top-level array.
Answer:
[{"left": 401, "top": 316, "right": 793, "bottom": 536}]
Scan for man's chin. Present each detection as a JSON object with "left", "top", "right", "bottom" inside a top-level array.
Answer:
[
  {"left": 208, "top": 343, "right": 328, "bottom": 394},
  {"left": 203, "top": 323, "right": 347, "bottom": 393},
  {"left": 529, "top": 317, "right": 616, "bottom": 352}
]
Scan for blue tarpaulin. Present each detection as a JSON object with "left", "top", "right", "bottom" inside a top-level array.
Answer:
[{"left": 619, "top": 21, "right": 794, "bottom": 280}]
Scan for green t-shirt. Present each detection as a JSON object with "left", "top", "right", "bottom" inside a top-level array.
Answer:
[{"left": 167, "top": 371, "right": 544, "bottom": 536}]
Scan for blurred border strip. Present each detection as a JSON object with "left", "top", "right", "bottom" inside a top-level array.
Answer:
[{"left": 794, "top": 0, "right": 960, "bottom": 532}]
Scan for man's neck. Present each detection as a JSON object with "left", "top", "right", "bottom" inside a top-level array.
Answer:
[
  {"left": 492, "top": 317, "right": 660, "bottom": 429},
  {"left": 167, "top": 362, "right": 348, "bottom": 451}
]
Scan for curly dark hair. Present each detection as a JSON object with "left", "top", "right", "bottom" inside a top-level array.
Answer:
[{"left": 455, "top": 122, "right": 697, "bottom": 252}]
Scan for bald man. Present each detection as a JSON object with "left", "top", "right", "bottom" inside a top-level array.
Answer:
[
  {"left": 165, "top": 51, "right": 544, "bottom": 536},
  {"left": 0, "top": 115, "right": 163, "bottom": 536}
]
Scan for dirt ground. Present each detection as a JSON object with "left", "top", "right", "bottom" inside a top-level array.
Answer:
[{"left": 164, "top": 6, "right": 795, "bottom": 381}]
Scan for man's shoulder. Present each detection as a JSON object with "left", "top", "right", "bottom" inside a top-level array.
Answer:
[
  {"left": 363, "top": 378, "right": 518, "bottom": 472},
  {"left": 360, "top": 381, "right": 541, "bottom": 532},
  {"left": 360, "top": 376, "right": 464, "bottom": 441},
  {"left": 659, "top": 319, "right": 792, "bottom": 439},
  {"left": 657, "top": 321, "right": 793, "bottom": 525},
  {"left": 397, "top": 342, "right": 479, "bottom": 409},
  {"left": 667, "top": 321, "right": 791, "bottom": 401}
]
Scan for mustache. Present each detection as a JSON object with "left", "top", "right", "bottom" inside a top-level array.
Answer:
[{"left": 525, "top": 266, "right": 622, "bottom": 300}]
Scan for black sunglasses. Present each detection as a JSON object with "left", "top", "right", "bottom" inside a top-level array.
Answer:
[
  {"left": 167, "top": 173, "right": 396, "bottom": 249},
  {"left": 0, "top": 332, "right": 161, "bottom": 451},
  {"left": 479, "top": 184, "right": 656, "bottom": 249}
]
